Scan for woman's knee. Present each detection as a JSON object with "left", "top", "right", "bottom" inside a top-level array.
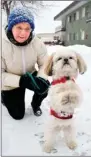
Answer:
[{"left": 9, "top": 110, "right": 25, "bottom": 120}]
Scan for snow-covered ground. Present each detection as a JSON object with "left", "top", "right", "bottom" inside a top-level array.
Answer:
[{"left": 2, "top": 45, "right": 91, "bottom": 156}]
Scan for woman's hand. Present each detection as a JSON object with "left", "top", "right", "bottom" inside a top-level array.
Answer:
[{"left": 19, "top": 72, "right": 50, "bottom": 95}]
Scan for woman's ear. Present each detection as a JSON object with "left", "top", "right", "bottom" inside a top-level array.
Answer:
[
  {"left": 76, "top": 53, "right": 87, "bottom": 74},
  {"left": 44, "top": 55, "right": 53, "bottom": 76}
]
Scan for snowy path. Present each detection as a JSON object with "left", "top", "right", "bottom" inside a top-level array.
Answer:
[{"left": 2, "top": 45, "right": 91, "bottom": 156}]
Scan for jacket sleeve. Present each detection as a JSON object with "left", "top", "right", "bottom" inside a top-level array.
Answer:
[
  {"left": 34, "top": 37, "right": 49, "bottom": 80},
  {"left": 1, "top": 56, "right": 20, "bottom": 90}
]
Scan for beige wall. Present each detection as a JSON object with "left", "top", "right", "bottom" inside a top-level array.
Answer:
[{"left": 37, "top": 33, "right": 55, "bottom": 42}]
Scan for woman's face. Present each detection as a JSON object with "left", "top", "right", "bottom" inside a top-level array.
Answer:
[{"left": 12, "top": 22, "right": 32, "bottom": 43}]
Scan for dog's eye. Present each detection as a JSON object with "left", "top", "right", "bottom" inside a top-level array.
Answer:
[
  {"left": 57, "top": 57, "right": 62, "bottom": 61},
  {"left": 69, "top": 57, "right": 73, "bottom": 59}
]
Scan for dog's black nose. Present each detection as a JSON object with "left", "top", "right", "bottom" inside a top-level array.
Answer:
[{"left": 64, "top": 58, "right": 68, "bottom": 62}]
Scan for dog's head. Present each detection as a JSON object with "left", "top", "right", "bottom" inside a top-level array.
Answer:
[{"left": 44, "top": 46, "right": 87, "bottom": 79}]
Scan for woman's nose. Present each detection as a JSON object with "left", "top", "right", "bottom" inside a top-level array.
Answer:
[{"left": 20, "top": 29, "right": 26, "bottom": 35}]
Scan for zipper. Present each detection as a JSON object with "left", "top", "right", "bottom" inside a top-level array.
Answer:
[{"left": 22, "top": 48, "right": 26, "bottom": 74}]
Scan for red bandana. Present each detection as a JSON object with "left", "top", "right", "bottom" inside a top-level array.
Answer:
[
  {"left": 50, "top": 108, "right": 73, "bottom": 120},
  {"left": 51, "top": 77, "right": 75, "bottom": 85}
]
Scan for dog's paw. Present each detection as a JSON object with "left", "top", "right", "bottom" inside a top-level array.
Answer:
[
  {"left": 43, "top": 143, "right": 52, "bottom": 153},
  {"left": 67, "top": 141, "right": 77, "bottom": 150},
  {"left": 69, "top": 94, "right": 79, "bottom": 104},
  {"left": 61, "top": 95, "right": 69, "bottom": 105},
  {"left": 61, "top": 93, "right": 80, "bottom": 105}
]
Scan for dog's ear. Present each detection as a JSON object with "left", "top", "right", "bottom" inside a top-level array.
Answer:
[
  {"left": 76, "top": 53, "right": 87, "bottom": 74},
  {"left": 44, "top": 55, "right": 53, "bottom": 76}
]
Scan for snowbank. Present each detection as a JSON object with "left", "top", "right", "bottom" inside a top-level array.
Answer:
[{"left": 2, "top": 45, "right": 91, "bottom": 156}]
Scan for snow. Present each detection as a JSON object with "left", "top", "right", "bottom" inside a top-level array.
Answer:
[{"left": 2, "top": 45, "right": 91, "bottom": 156}]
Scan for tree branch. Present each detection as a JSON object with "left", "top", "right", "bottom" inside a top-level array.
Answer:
[{"left": 2, "top": 0, "right": 56, "bottom": 20}]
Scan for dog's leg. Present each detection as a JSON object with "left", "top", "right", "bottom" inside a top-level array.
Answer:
[
  {"left": 43, "top": 125, "right": 60, "bottom": 153},
  {"left": 63, "top": 125, "right": 77, "bottom": 149}
]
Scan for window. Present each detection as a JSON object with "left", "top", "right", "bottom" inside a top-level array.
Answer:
[
  {"left": 76, "top": 33, "right": 79, "bottom": 40},
  {"left": 72, "top": 33, "right": 79, "bottom": 40},
  {"left": 67, "top": 16, "right": 69, "bottom": 22},
  {"left": 69, "top": 33, "right": 72, "bottom": 40},
  {"left": 68, "top": 16, "right": 72, "bottom": 23},
  {"left": 85, "top": 33, "right": 88, "bottom": 39},
  {"left": 80, "top": 30, "right": 85, "bottom": 40},
  {"left": 85, "top": 5, "right": 91, "bottom": 18},
  {"left": 82, "top": 7, "right": 85, "bottom": 18},
  {"left": 73, "top": 13, "right": 76, "bottom": 21},
  {"left": 67, "top": 34, "right": 69, "bottom": 41},
  {"left": 67, "top": 33, "right": 72, "bottom": 41},
  {"left": 54, "top": 36, "right": 59, "bottom": 40},
  {"left": 68, "top": 15, "right": 72, "bottom": 23},
  {"left": 73, "top": 33, "right": 76, "bottom": 40},
  {"left": 75, "top": 33, "right": 79, "bottom": 40},
  {"left": 76, "top": 11, "right": 79, "bottom": 20}
]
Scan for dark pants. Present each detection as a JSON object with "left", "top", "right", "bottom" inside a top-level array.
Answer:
[{"left": 1, "top": 87, "right": 47, "bottom": 120}]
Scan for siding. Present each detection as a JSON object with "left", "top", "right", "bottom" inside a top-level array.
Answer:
[{"left": 65, "top": 1, "right": 91, "bottom": 46}]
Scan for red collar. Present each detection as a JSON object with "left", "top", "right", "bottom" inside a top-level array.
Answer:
[
  {"left": 50, "top": 108, "right": 73, "bottom": 120},
  {"left": 51, "top": 76, "right": 75, "bottom": 85}
]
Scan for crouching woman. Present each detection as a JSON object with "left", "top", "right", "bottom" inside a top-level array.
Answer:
[{"left": 1, "top": 6, "right": 50, "bottom": 120}]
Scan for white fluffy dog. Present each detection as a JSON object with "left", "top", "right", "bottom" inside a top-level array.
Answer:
[{"left": 43, "top": 46, "right": 87, "bottom": 153}]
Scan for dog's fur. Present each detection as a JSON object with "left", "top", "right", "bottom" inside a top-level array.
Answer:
[{"left": 43, "top": 46, "right": 87, "bottom": 153}]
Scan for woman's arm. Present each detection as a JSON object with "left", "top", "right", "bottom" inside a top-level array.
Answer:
[
  {"left": 35, "top": 37, "right": 49, "bottom": 80},
  {"left": 1, "top": 56, "right": 20, "bottom": 90}
]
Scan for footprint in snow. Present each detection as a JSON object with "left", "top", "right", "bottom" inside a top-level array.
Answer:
[
  {"left": 34, "top": 132, "right": 44, "bottom": 139},
  {"left": 52, "top": 148, "right": 58, "bottom": 153},
  {"left": 39, "top": 140, "right": 44, "bottom": 145}
]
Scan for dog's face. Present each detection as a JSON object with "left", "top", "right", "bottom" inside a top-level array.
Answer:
[
  {"left": 44, "top": 46, "right": 87, "bottom": 79},
  {"left": 53, "top": 49, "right": 78, "bottom": 79}
]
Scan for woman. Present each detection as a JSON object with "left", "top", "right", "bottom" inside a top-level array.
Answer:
[{"left": 1, "top": 6, "right": 50, "bottom": 120}]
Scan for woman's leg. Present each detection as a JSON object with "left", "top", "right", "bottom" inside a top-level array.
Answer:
[
  {"left": 1, "top": 87, "right": 25, "bottom": 120},
  {"left": 30, "top": 71, "right": 49, "bottom": 116},
  {"left": 31, "top": 92, "right": 48, "bottom": 116}
]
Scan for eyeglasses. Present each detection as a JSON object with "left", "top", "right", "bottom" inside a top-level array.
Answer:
[{"left": 16, "top": 26, "right": 31, "bottom": 32}]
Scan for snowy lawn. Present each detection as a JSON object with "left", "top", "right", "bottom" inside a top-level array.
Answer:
[{"left": 2, "top": 45, "right": 91, "bottom": 156}]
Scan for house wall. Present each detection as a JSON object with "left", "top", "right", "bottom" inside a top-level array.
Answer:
[
  {"left": 37, "top": 33, "right": 55, "bottom": 42},
  {"left": 65, "top": 1, "right": 91, "bottom": 46},
  {"left": 55, "top": 1, "right": 88, "bottom": 21}
]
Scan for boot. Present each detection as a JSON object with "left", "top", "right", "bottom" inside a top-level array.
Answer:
[
  {"left": 33, "top": 107, "right": 42, "bottom": 116},
  {"left": 31, "top": 92, "right": 47, "bottom": 116}
]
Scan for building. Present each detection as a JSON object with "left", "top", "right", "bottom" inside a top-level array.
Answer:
[
  {"left": 37, "top": 33, "right": 55, "bottom": 43},
  {"left": 54, "top": 1, "right": 91, "bottom": 46}
]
